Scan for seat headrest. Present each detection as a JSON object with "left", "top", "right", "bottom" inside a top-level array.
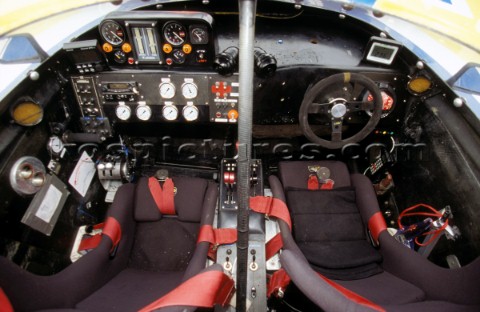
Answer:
[
  {"left": 134, "top": 176, "right": 209, "bottom": 222},
  {"left": 278, "top": 161, "right": 351, "bottom": 190}
]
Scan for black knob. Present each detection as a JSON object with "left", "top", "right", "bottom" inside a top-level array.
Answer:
[
  {"left": 254, "top": 48, "right": 277, "bottom": 78},
  {"left": 214, "top": 47, "right": 239, "bottom": 76}
]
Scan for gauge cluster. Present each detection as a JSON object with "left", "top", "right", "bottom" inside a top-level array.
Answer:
[
  {"left": 76, "top": 71, "right": 239, "bottom": 124},
  {"left": 97, "top": 11, "right": 214, "bottom": 67}
]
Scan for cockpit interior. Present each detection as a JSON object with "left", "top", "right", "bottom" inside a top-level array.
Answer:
[{"left": 1, "top": 0, "right": 480, "bottom": 311}]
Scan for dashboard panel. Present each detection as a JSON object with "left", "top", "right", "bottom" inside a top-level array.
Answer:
[
  {"left": 64, "top": 6, "right": 414, "bottom": 141},
  {"left": 97, "top": 11, "right": 215, "bottom": 68}
]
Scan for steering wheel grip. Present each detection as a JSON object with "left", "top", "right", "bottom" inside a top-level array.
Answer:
[{"left": 299, "top": 72, "right": 383, "bottom": 149}]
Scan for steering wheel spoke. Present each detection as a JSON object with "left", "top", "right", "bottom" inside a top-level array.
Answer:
[
  {"left": 331, "top": 118, "right": 343, "bottom": 142},
  {"left": 299, "top": 72, "right": 383, "bottom": 149},
  {"left": 308, "top": 102, "right": 330, "bottom": 114},
  {"left": 346, "top": 100, "right": 375, "bottom": 112}
]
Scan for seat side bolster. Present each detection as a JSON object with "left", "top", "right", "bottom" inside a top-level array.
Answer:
[
  {"left": 269, "top": 175, "right": 300, "bottom": 253},
  {"left": 0, "top": 183, "right": 137, "bottom": 311},
  {"left": 379, "top": 232, "right": 480, "bottom": 305},
  {"left": 350, "top": 173, "right": 382, "bottom": 226},
  {"left": 182, "top": 181, "right": 219, "bottom": 283}
]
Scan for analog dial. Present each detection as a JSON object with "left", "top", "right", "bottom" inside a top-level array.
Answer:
[
  {"left": 136, "top": 105, "right": 152, "bottom": 121},
  {"left": 113, "top": 50, "right": 127, "bottom": 64},
  {"left": 115, "top": 105, "right": 131, "bottom": 120},
  {"left": 48, "top": 136, "right": 64, "bottom": 155},
  {"left": 172, "top": 49, "right": 186, "bottom": 64},
  {"left": 190, "top": 26, "right": 208, "bottom": 44},
  {"left": 162, "top": 105, "right": 179, "bottom": 121},
  {"left": 163, "top": 22, "right": 187, "bottom": 46},
  {"left": 181, "top": 82, "right": 198, "bottom": 99},
  {"left": 159, "top": 82, "right": 176, "bottom": 99},
  {"left": 182, "top": 105, "right": 199, "bottom": 121},
  {"left": 100, "top": 20, "right": 125, "bottom": 46}
]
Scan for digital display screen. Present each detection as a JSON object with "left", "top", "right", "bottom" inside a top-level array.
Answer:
[
  {"left": 70, "top": 49, "right": 101, "bottom": 64},
  {"left": 108, "top": 83, "right": 130, "bottom": 90},
  {"left": 365, "top": 40, "right": 400, "bottom": 65},
  {"left": 371, "top": 45, "right": 395, "bottom": 60},
  {"left": 131, "top": 26, "right": 161, "bottom": 63}
]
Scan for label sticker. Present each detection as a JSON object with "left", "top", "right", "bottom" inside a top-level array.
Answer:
[
  {"left": 35, "top": 184, "right": 62, "bottom": 223},
  {"left": 68, "top": 151, "right": 96, "bottom": 197}
]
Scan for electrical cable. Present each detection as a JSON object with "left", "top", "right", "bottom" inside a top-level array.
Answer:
[{"left": 397, "top": 203, "right": 449, "bottom": 246}]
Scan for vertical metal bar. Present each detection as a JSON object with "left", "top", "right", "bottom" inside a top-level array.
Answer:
[{"left": 237, "top": 0, "right": 256, "bottom": 310}]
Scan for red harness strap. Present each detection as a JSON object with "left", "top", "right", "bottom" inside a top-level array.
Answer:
[
  {"left": 267, "top": 268, "right": 291, "bottom": 298},
  {"left": 249, "top": 196, "right": 292, "bottom": 230},
  {"left": 308, "top": 175, "right": 320, "bottom": 190},
  {"left": 148, "top": 177, "right": 176, "bottom": 215},
  {"left": 265, "top": 233, "right": 283, "bottom": 260},
  {"left": 250, "top": 196, "right": 291, "bottom": 261},
  {"left": 368, "top": 211, "right": 387, "bottom": 245},
  {"left": 79, "top": 235, "right": 103, "bottom": 251},
  {"left": 0, "top": 288, "right": 14, "bottom": 312},
  {"left": 308, "top": 175, "right": 334, "bottom": 190},
  {"left": 138, "top": 270, "right": 235, "bottom": 311},
  {"left": 267, "top": 269, "right": 384, "bottom": 311},
  {"left": 316, "top": 272, "right": 385, "bottom": 312},
  {"left": 78, "top": 217, "right": 122, "bottom": 253},
  {"left": 197, "top": 225, "right": 237, "bottom": 260}
]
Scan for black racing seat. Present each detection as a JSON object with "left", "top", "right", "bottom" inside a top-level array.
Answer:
[
  {"left": 270, "top": 160, "right": 480, "bottom": 311},
  {"left": 0, "top": 175, "right": 229, "bottom": 311}
]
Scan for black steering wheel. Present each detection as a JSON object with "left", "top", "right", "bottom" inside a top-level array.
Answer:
[{"left": 299, "top": 72, "right": 383, "bottom": 149}]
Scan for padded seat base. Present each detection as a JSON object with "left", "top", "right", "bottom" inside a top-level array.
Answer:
[
  {"left": 76, "top": 268, "right": 183, "bottom": 311},
  {"left": 384, "top": 301, "right": 480, "bottom": 312},
  {"left": 335, "top": 271, "right": 425, "bottom": 305}
]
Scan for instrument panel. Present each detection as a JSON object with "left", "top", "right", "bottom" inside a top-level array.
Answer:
[
  {"left": 98, "top": 11, "right": 214, "bottom": 67},
  {"left": 71, "top": 72, "right": 239, "bottom": 130}
]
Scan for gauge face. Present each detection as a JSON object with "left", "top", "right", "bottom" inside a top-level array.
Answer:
[
  {"left": 163, "top": 22, "right": 187, "bottom": 46},
  {"left": 115, "top": 105, "right": 132, "bottom": 120},
  {"left": 181, "top": 82, "right": 198, "bottom": 99},
  {"left": 100, "top": 20, "right": 125, "bottom": 46},
  {"left": 172, "top": 49, "right": 186, "bottom": 64},
  {"left": 365, "top": 90, "right": 395, "bottom": 118},
  {"left": 190, "top": 26, "right": 208, "bottom": 44},
  {"left": 159, "top": 82, "right": 176, "bottom": 99},
  {"left": 136, "top": 105, "right": 152, "bottom": 121},
  {"left": 183, "top": 105, "right": 199, "bottom": 121},
  {"left": 162, "top": 105, "right": 179, "bottom": 121},
  {"left": 113, "top": 50, "right": 127, "bottom": 64},
  {"left": 48, "top": 136, "right": 64, "bottom": 154}
]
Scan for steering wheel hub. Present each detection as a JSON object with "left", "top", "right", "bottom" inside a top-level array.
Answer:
[{"left": 331, "top": 102, "right": 347, "bottom": 118}]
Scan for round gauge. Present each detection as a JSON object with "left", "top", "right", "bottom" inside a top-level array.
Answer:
[
  {"left": 365, "top": 90, "right": 395, "bottom": 118},
  {"left": 181, "top": 82, "right": 198, "bottom": 99},
  {"left": 115, "top": 105, "right": 132, "bottom": 120},
  {"left": 190, "top": 26, "right": 208, "bottom": 44},
  {"left": 172, "top": 49, "right": 186, "bottom": 64},
  {"left": 100, "top": 20, "right": 125, "bottom": 46},
  {"left": 48, "top": 136, "right": 64, "bottom": 155},
  {"left": 162, "top": 105, "right": 179, "bottom": 121},
  {"left": 10, "top": 100, "right": 43, "bottom": 126},
  {"left": 159, "top": 82, "right": 176, "bottom": 99},
  {"left": 182, "top": 105, "right": 199, "bottom": 121},
  {"left": 163, "top": 22, "right": 187, "bottom": 46},
  {"left": 113, "top": 50, "right": 127, "bottom": 64},
  {"left": 136, "top": 105, "right": 152, "bottom": 121}
]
